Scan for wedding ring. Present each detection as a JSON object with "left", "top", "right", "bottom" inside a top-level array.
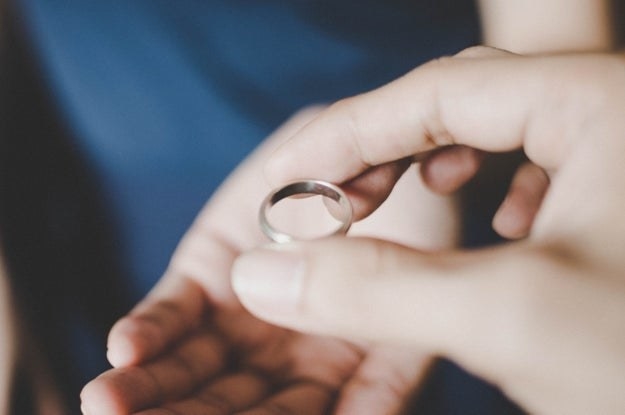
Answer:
[{"left": 259, "top": 180, "right": 353, "bottom": 243}]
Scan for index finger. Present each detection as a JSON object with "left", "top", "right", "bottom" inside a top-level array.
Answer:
[{"left": 265, "top": 48, "right": 572, "bottom": 187}]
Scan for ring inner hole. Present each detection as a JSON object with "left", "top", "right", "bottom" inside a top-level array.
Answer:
[{"left": 267, "top": 192, "right": 345, "bottom": 240}]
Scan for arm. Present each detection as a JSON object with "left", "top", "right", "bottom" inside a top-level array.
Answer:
[{"left": 478, "top": 0, "right": 614, "bottom": 52}]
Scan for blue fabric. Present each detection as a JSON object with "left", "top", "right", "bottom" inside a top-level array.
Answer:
[
  {"left": 13, "top": 1, "right": 524, "bottom": 413},
  {"left": 18, "top": 0, "right": 479, "bottom": 299}
]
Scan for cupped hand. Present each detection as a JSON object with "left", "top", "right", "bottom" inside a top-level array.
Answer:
[
  {"left": 80, "top": 106, "right": 459, "bottom": 414},
  {"left": 233, "top": 47, "right": 625, "bottom": 414}
]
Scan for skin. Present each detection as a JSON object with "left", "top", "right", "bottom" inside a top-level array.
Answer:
[
  {"left": 80, "top": 107, "right": 457, "bottom": 415},
  {"left": 233, "top": 47, "right": 625, "bottom": 414},
  {"left": 478, "top": 0, "right": 613, "bottom": 53},
  {"left": 67, "top": 1, "right": 612, "bottom": 413}
]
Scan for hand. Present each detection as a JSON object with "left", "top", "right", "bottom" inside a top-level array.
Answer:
[
  {"left": 232, "top": 47, "right": 625, "bottom": 414},
  {"left": 80, "top": 106, "right": 459, "bottom": 414}
]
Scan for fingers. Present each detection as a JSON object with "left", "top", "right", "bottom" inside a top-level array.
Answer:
[
  {"left": 134, "top": 372, "right": 270, "bottom": 415},
  {"left": 265, "top": 48, "right": 585, "bottom": 188},
  {"left": 231, "top": 237, "right": 561, "bottom": 383},
  {"left": 493, "top": 162, "right": 550, "bottom": 239},
  {"left": 337, "top": 159, "right": 412, "bottom": 220},
  {"left": 420, "top": 145, "right": 485, "bottom": 194},
  {"left": 453, "top": 45, "right": 514, "bottom": 59},
  {"left": 107, "top": 276, "right": 206, "bottom": 367},
  {"left": 130, "top": 377, "right": 335, "bottom": 415},
  {"left": 237, "top": 382, "right": 334, "bottom": 415},
  {"left": 81, "top": 331, "right": 226, "bottom": 415},
  {"left": 334, "top": 346, "right": 432, "bottom": 415}
]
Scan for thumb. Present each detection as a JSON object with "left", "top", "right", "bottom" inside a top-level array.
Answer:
[{"left": 232, "top": 237, "right": 555, "bottom": 382}]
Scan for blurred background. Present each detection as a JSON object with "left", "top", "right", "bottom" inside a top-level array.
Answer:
[{"left": 2, "top": 1, "right": 620, "bottom": 413}]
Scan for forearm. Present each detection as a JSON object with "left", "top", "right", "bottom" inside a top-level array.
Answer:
[{"left": 478, "top": 0, "right": 614, "bottom": 53}]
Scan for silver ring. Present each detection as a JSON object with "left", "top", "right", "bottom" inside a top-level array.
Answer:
[{"left": 259, "top": 180, "right": 353, "bottom": 243}]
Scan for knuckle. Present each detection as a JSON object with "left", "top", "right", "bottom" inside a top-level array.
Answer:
[
  {"left": 421, "top": 55, "right": 456, "bottom": 73},
  {"left": 133, "top": 300, "right": 183, "bottom": 328},
  {"left": 454, "top": 45, "right": 498, "bottom": 58},
  {"left": 526, "top": 56, "right": 625, "bottom": 166},
  {"left": 329, "top": 98, "right": 374, "bottom": 166},
  {"left": 290, "top": 104, "right": 326, "bottom": 121}
]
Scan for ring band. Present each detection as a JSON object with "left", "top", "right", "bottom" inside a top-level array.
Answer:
[{"left": 259, "top": 180, "right": 353, "bottom": 243}]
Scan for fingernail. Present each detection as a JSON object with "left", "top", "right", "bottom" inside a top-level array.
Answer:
[{"left": 232, "top": 247, "right": 305, "bottom": 314}]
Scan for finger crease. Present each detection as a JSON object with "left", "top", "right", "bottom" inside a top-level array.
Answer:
[
  {"left": 260, "top": 401, "right": 297, "bottom": 415},
  {"left": 170, "top": 352, "right": 203, "bottom": 384},
  {"left": 160, "top": 406, "right": 186, "bottom": 415},
  {"left": 196, "top": 389, "right": 234, "bottom": 413},
  {"left": 344, "top": 108, "right": 375, "bottom": 169},
  {"left": 142, "top": 365, "right": 167, "bottom": 403}
]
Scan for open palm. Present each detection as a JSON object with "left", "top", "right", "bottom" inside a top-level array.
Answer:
[{"left": 81, "top": 108, "right": 456, "bottom": 415}]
